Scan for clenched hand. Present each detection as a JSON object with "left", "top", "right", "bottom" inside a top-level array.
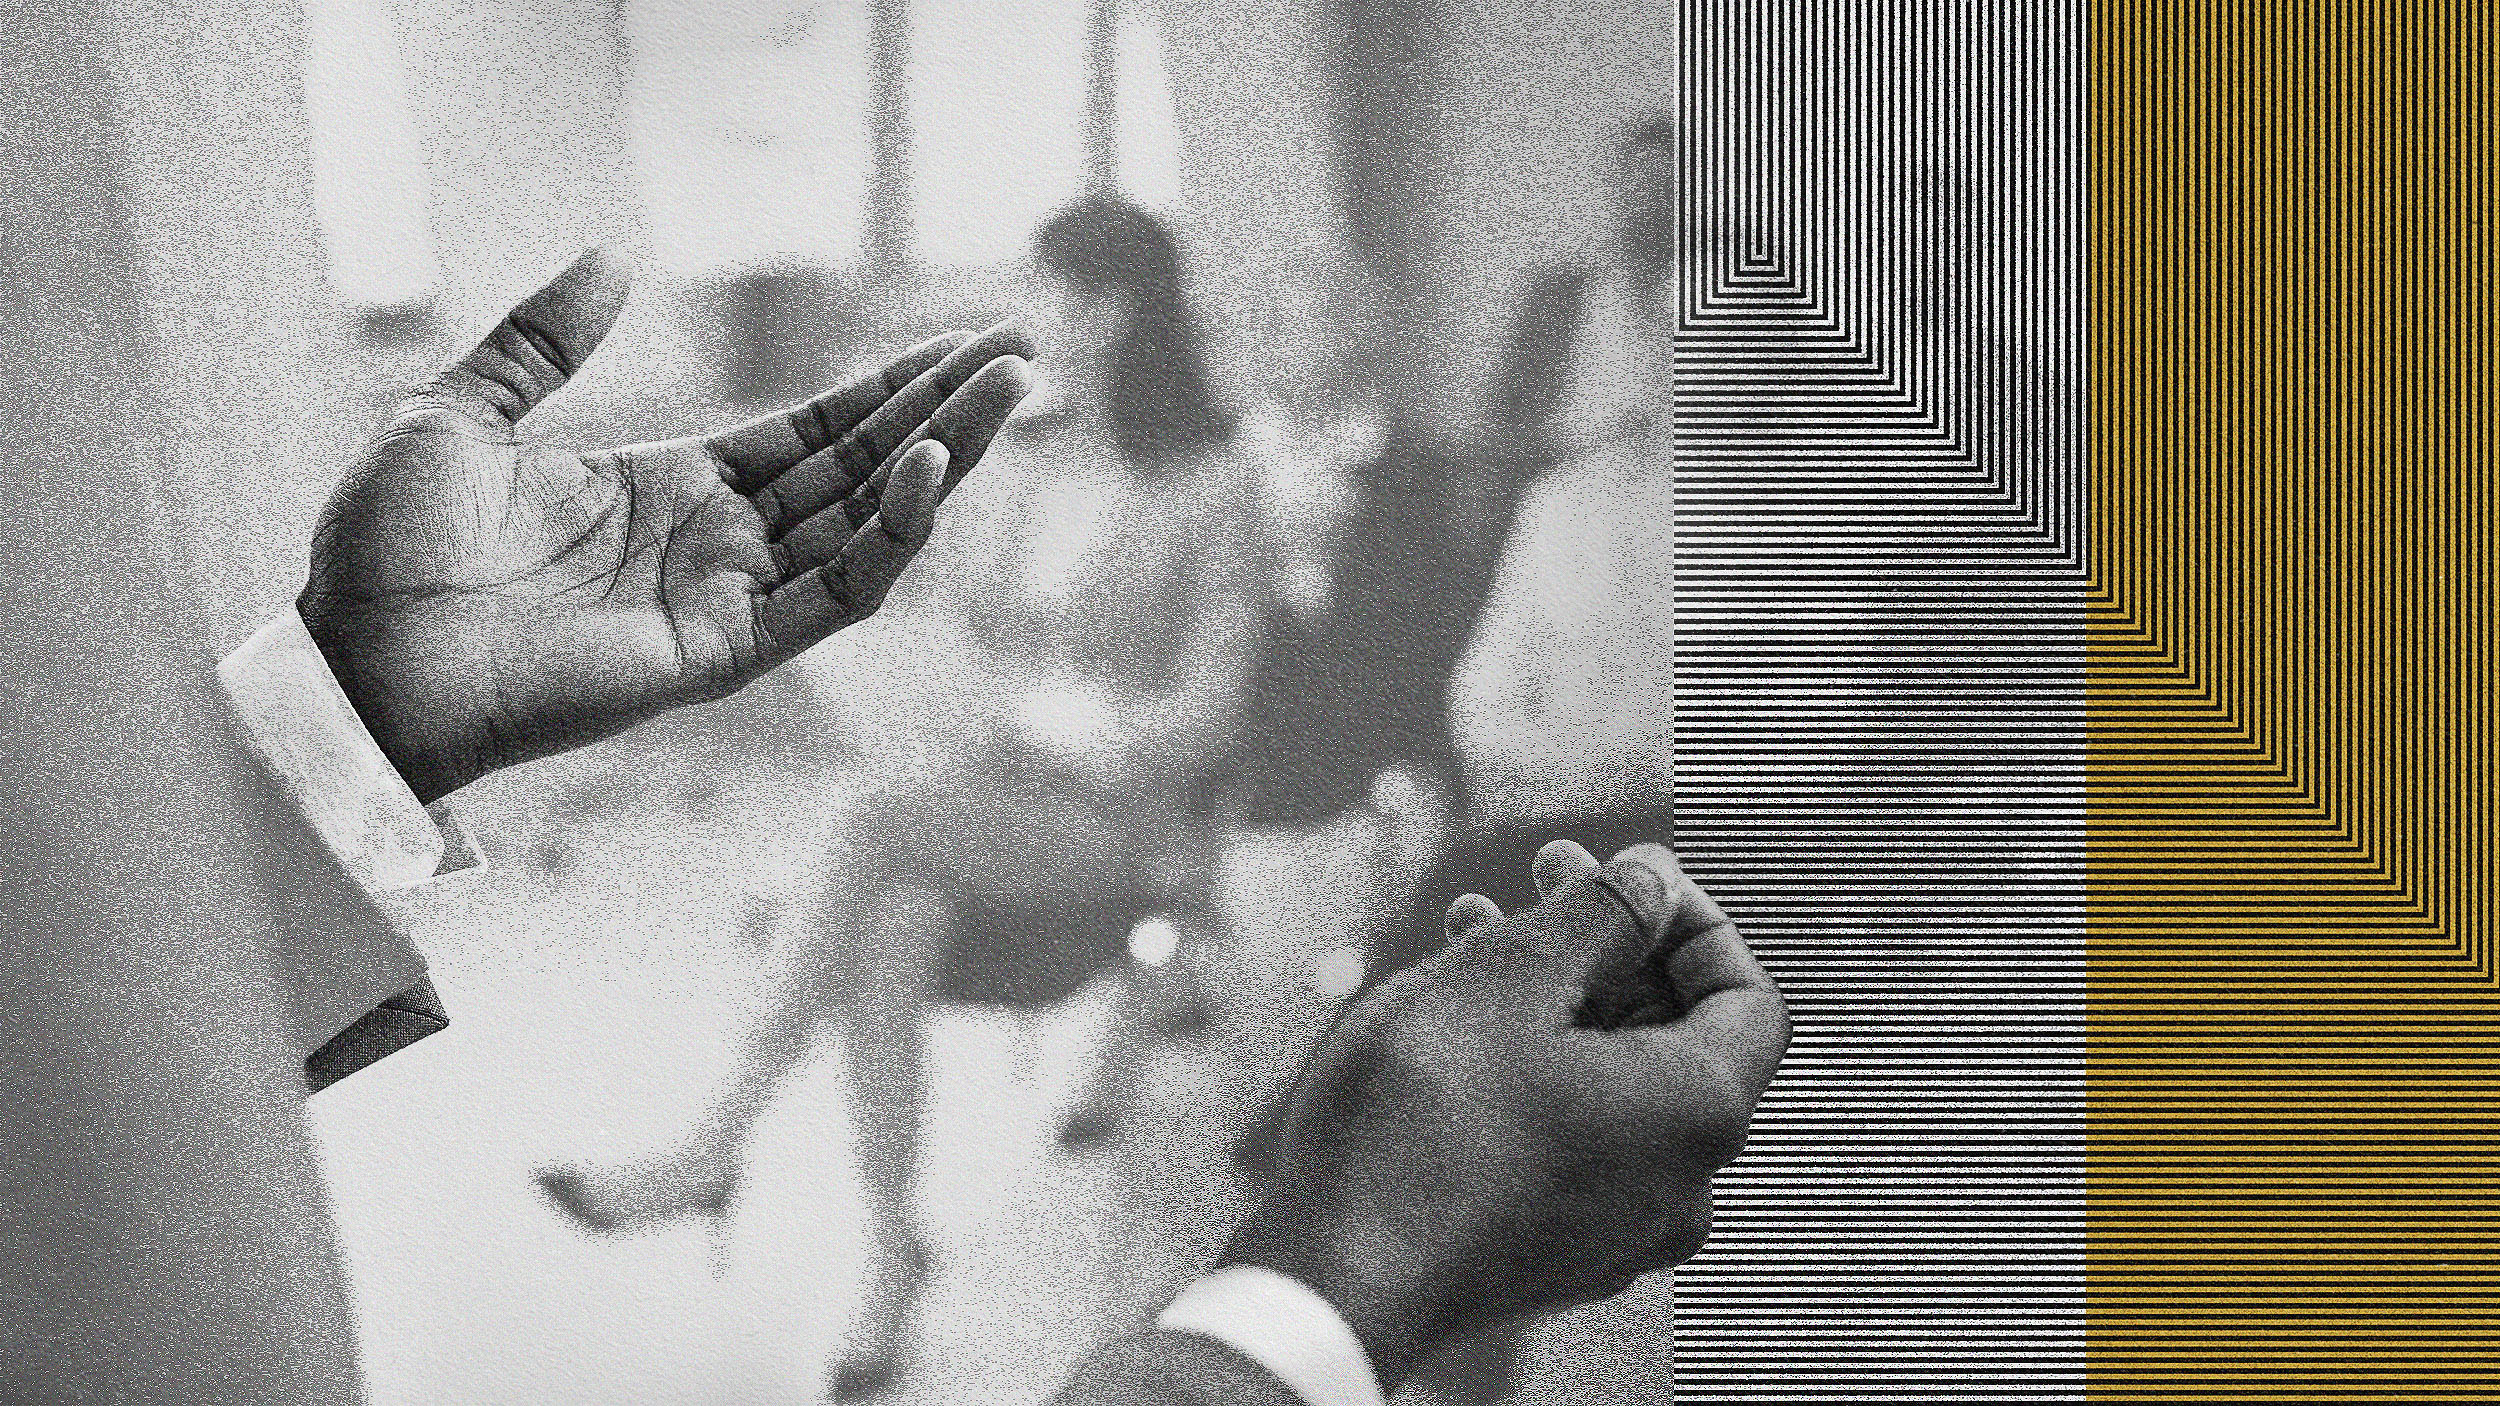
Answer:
[{"left": 1226, "top": 840, "right": 1788, "bottom": 1390}]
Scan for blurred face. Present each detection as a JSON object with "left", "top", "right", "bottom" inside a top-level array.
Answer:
[{"left": 1029, "top": 267, "right": 1127, "bottom": 406}]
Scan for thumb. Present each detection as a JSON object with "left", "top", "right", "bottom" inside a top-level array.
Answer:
[{"left": 426, "top": 246, "right": 633, "bottom": 428}]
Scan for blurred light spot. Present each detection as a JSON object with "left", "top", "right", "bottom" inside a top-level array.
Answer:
[
  {"left": 1128, "top": 915, "right": 1181, "bottom": 968},
  {"left": 1312, "top": 946, "right": 1366, "bottom": 1000}
]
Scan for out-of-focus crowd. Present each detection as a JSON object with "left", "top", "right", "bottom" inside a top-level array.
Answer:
[
  {"left": 500, "top": 143, "right": 1684, "bottom": 1398},
  {"left": 305, "top": 5, "right": 1691, "bottom": 1399}
]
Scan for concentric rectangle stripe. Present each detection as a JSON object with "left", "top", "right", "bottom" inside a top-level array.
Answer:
[
  {"left": 2086, "top": 1, "right": 2498, "bottom": 1400},
  {"left": 1668, "top": 0, "right": 2492, "bottom": 1396},
  {"left": 1670, "top": 0, "right": 2087, "bottom": 1398}
]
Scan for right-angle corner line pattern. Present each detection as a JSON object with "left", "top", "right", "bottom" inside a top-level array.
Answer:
[
  {"left": 1669, "top": 0, "right": 2085, "bottom": 1400},
  {"left": 2084, "top": 4, "right": 2499, "bottom": 1401}
]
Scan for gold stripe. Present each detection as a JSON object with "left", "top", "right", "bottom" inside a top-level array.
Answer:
[{"left": 2089, "top": 0, "right": 2498, "bottom": 1396}]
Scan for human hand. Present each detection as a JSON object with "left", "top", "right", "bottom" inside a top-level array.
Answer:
[
  {"left": 1222, "top": 840, "right": 1788, "bottom": 1389},
  {"left": 299, "top": 248, "right": 1036, "bottom": 804}
]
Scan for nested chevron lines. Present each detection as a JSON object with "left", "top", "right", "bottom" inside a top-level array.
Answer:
[
  {"left": 2085, "top": 0, "right": 2500, "bottom": 1400},
  {"left": 1668, "top": 0, "right": 2085, "bottom": 1399},
  {"left": 1665, "top": 0, "right": 2497, "bottom": 1395}
]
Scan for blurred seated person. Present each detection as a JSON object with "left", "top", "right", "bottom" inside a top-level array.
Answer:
[
  {"left": 1231, "top": 118, "right": 1691, "bottom": 1402},
  {"left": 1546, "top": 113, "right": 1682, "bottom": 453},
  {"left": 5, "top": 197, "right": 1790, "bottom": 1403},
  {"left": 1229, "top": 263, "right": 1591, "bottom": 851},
  {"left": 537, "top": 192, "right": 1279, "bottom": 1399},
  {"left": 1344, "top": 108, "right": 1692, "bottom": 1080}
]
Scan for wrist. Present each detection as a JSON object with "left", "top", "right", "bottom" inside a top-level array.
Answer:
[
  {"left": 295, "top": 597, "right": 471, "bottom": 807},
  {"left": 1157, "top": 1269, "right": 1387, "bottom": 1406},
  {"left": 1219, "top": 1202, "right": 1443, "bottom": 1391}
]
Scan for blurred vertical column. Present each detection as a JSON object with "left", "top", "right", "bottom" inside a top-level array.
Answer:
[
  {"left": 1145, "top": 0, "right": 1359, "bottom": 414},
  {"left": 866, "top": 0, "right": 914, "bottom": 282},
  {"left": 3, "top": 0, "right": 426, "bottom": 1396},
  {"left": 303, "top": 0, "right": 442, "bottom": 328},
  {"left": 912, "top": 0, "right": 1087, "bottom": 268},
  {"left": 388, "top": 0, "right": 642, "bottom": 327},
  {"left": 105, "top": 0, "right": 395, "bottom": 640},
  {"left": 1085, "top": 0, "right": 1120, "bottom": 193},
  {"left": 618, "top": 0, "right": 869, "bottom": 402}
]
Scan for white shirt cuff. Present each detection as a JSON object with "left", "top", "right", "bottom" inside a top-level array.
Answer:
[
  {"left": 216, "top": 608, "right": 481, "bottom": 892},
  {"left": 1157, "top": 1267, "right": 1387, "bottom": 1406}
]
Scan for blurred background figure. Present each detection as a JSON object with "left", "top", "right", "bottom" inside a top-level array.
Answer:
[
  {"left": 245, "top": 0, "right": 1724, "bottom": 1400},
  {"left": 1420, "top": 112, "right": 1685, "bottom": 959},
  {"left": 1550, "top": 114, "right": 1683, "bottom": 452},
  {"left": 1222, "top": 115, "right": 1695, "bottom": 1404},
  {"left": 302, "top": 0, "right": 442, "bottom": 350},
  {"left": 536, "top": 192, "right": 1285, "bottom": 1401}
]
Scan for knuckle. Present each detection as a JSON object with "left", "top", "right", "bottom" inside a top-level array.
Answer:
[
  {"left": 1686, "top": 1073, "right": 1755, "bottom": 1168},
  {"left": 833, "top": 430, "right": 880, "bottom": 484},
  {"left": 1656, "top": 1188, "right": 1715, "bottom": 1266},
  {"left": 448, "top": 357, "right": 530, "bottom": 421},
  {"left": 879, "top": 511, "right": 927, "bottom": 549},
  {"left": 798, "top": 395, "right": 838, "bottom": 452},
  {"left": 824, "top": 561, "right": 891, "bottom": 627},
  {"left": 500, "top": 312, "right": 575, "bottom": 378}
]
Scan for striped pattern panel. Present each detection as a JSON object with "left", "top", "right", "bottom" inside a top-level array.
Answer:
[
  {"left": 2086, "top": 3, "right": 2500, "bottom": 1399},
  {"left": 1666, "top": 0, "right": 2087, "bottom": 1399}
]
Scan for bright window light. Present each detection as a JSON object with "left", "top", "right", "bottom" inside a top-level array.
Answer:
[{"left": 625, "top": 0, "right": 873, "bottom": 276}]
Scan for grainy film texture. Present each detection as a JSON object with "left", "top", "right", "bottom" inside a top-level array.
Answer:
[{"left": 1669, "top": 0, "right": 2085, "bottom": 1398}]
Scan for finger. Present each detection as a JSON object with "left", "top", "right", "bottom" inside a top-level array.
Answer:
[
  {"left": 753, "top": 440, "right": 950, "bottom": 662},
  {"left": 1671, "top": 979, "right": 1792, "bottom": 1107},
  {"left": 1444, "top": 893, "right": 1504, "bottom": 942},
  {"left": 768, "top": 436, "right": 947, "bottom": 585},
  {"left": 1491, "top": 839, "right": 1730, "bottom": 1030},
  {"left": 424, "top": 246, "right": 633, "bottom": 429},
  {"left": 703, "top": 331, "right": 968, "bottom": 494},
  {"left": 1597, "top": 843, "right": 1748, "bottom": 1004},
  {"left": 816, "top": 349, "right": 1034, "bottom": 536},
  {"left": 1605, "top": 845, "right": 1788, "bottom": 1100},
  {"left": 752, "top": 322, "right": 1037, "bottom": 536},
  {"left": 1484, "top": 835, "right": 1672, "bottom": 972},
  {"left": 1532, "top": 838, "right": 1600, "bottom": 896}
]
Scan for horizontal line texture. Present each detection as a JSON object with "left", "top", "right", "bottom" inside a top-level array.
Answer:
[
  {"left": 2087, "top": 0, "right": 2497, "bottom": 1400},
  {"left": 1668, "top": 0, "right": 2085, "bottom": 1399}
]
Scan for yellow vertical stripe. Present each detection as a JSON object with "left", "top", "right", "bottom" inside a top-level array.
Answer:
[{"left": 2089, "top": 0, "right": 2499, "bottom": 1397}]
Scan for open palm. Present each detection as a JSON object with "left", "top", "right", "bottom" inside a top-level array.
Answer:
[{"left": 299, "top": 249, "right": 1035, "bottom": 804}]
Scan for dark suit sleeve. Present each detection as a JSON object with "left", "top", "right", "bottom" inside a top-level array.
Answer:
[
  {"left": 1048, "top": 1331, "right": 1307, "bottom": 1406},
  {"left": 305, "top": 978, "right": 450, "bottom": 1091}
]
